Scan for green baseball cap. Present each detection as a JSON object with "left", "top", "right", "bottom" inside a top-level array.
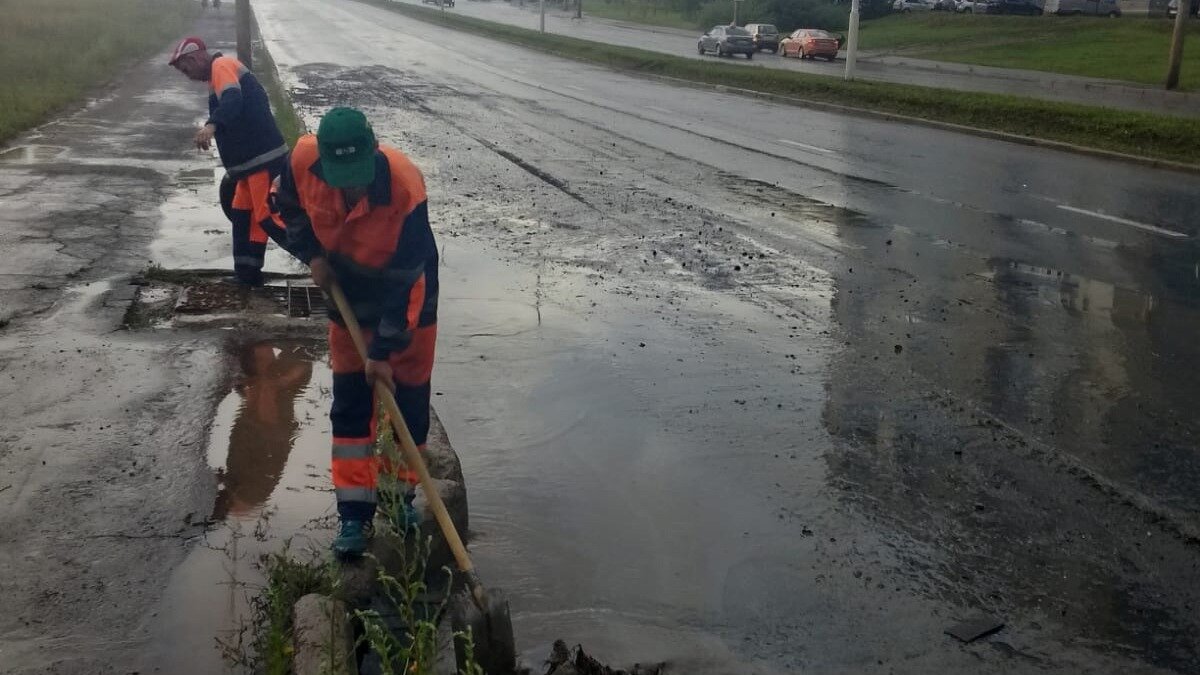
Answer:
[{"left": 317, "top": 107, "right": 377, "bottom": 188}]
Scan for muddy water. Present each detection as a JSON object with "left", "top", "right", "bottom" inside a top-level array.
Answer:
[
  {"left": 140, "top": 340, "right": 334, "bottom": 673},
  {"left": 431, "top": 240, "right": 843, "bottom": 673}
]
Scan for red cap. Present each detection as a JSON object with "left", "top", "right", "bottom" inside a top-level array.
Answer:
[{"left": 168, "top": 36, "right": 207, "bottom": 65}]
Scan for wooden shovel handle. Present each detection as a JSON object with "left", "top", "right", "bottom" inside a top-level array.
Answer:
[{"left": 327, "top": 282, "right": 475, "bottom": 575}]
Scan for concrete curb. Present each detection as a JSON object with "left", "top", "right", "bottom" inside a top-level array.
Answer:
[
  {"left": 293, "top": 594, "right": 359, "bottom": 675},
  {"left": 642, "top": 73, "right": 1200, "bottom": 175}
]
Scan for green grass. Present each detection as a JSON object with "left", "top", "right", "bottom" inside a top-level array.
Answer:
[
  {"left": 858, "top": 13, "right": 1200, "bottom": 90},
  {"left": 359, "top": 0, "right": 1200, "bottom": 165},
  {"left": 252, "top": 28, "right": 306, "bottom": 145},
  {"left": 581, "top": 0, "right": 699, "bottom": 30},
  {"left": 0, "top": 0, "right": 198, "bottom": 145}
]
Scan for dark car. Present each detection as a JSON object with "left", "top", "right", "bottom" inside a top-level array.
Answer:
[
  {"left": 986, "top": 0, "right": 1043, "bottom": 13},
  {"left": 697, "top": 25, "right": 756, "bottom": 59},
  {"left": 744, "top": 23, "right": 780, "bottom": 52}
]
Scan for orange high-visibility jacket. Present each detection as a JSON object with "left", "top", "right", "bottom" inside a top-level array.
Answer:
[
  {"left": 206, "top": 54, "right": 288, "bottom": 179},
  {"left": 274, "top": 135, "right": 438, "bottom": 360}
]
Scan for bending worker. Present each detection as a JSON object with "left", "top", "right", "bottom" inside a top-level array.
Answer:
[
  {"left": 273, "top": 108, "right": 439, "bottom": 558},
  {"left": 169, "top": 36, "right": 292, "bottom": 286}
]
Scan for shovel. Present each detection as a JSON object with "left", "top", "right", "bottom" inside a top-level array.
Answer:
[{"left": 326, "top": 280, "right": 517, "bottom": 674}]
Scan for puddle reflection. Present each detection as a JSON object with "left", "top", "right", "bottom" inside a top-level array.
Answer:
[{"left": 211, "top": 341, "right": 318, "bottom": 520}]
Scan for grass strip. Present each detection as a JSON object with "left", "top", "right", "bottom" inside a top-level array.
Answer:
[
  {"left": 252, "top": 22, "right": 306, "bottom": 145},
  {"left": 857, "top": 14, "right": 1200, "bottom": 91},
  {"left": 0, "top": 0, "right": 199, "bottom": 146},
  {"left": 359, "top": 0, "right": 1200, "bottom": 165},
  {"left": 580, "top": 0, "right": 698, "bottom": 31}
]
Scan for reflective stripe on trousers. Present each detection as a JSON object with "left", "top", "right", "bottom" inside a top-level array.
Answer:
[
  {"left": 229, "top": 167, "right": 289, "bottom": 282},
  {"left": 329, "top": 321, "right": 436, "bottom": 522}
]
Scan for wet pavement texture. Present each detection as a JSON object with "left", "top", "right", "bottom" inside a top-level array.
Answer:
[
  {"left": 0, "top": 10, "right": 307, "bottom": 674},
  {"left": 0, "top": 0, "right": 1197, "bottom": 672},
  {"left": 248, "top": 0, "right": 1200, "bottom": 672}
]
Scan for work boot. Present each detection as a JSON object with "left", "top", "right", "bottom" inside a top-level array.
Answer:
[
  {"left": 332, "top": 519, "right": 373, "bottom": 558},
  {"left": 217, "top": 273, "right": 263, "bottom": 288}
]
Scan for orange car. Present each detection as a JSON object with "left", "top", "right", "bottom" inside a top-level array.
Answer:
[{"left": 779, "top": 29, "right": 840, "bottom": 61}]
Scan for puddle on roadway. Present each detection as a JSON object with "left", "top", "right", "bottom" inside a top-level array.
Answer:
[
  {"left": 150, "top": 163, "right": 303, "bottom": 276},
  {"left": 979, "top": 258, "right": 1157, "bottom": 326},
  {"left": 431, "top": 239, "right": 839, "bottom": 673},
  {"left": 0, "top": 144, "right": 68, "bottom": 163},
  {"left": 141, "top": 339, "right": 334, "bottom": 673}
]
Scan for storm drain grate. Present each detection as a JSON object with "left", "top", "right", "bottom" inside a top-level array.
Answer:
[{"left": 267, "top": 280, "right": 326, "bottom": 318}]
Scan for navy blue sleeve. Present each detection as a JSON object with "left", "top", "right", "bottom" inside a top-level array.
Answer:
[
  {"left": 368, "top": 201, "right": 434, "bottom": 360},
  {"left": 273, "top": 157, "right": 322, "bottom": 265}
]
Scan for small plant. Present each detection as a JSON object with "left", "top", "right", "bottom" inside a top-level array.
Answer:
[
  {"left": 217, "top": 540, "right": 338, "bottom": 672},
  {"left": 221, "top": 409, "right": 481, "bottom": 674},
  {"left": 354, "top": 516, "right": 451, "bottom": 674}
]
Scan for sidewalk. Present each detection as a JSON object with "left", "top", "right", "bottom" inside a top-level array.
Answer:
[
  {"left": 399, "top": 0, "right": 1200, "bottom": 117},
  {"left": 0, "top": 9, "right": 251, "bottom": 673}
]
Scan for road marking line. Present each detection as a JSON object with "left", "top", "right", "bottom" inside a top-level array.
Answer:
[
  {"left": 646, "top": 105, "right": 672, "bottom": 114},
  {"left": 564, "top": 84, "right": 585, "bottom": 91},
  {"left": 778, "top": 138, "right": 833, "bottom": 155},
  {"left": 1056, "top": 205, "right": 1188, "bottom": 239}
]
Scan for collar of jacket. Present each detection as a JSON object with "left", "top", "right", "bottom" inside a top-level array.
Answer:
[
  {"left": 309, "top": 150, "right": 393, "bottom": 207},
  {"left": 208, "top": 51, "right": 223, "bottom": 78}
]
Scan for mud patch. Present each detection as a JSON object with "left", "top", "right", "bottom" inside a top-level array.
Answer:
[
  {"left": 290, "top": 63, "right": 472, "bottom": 110},
  {"left": 123, "top": 271, "right": 325, "bottom": 329}
]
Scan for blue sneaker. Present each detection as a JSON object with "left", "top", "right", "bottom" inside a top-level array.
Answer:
[{"left": 332, "top": 519, "right": 372, "bottom": 558}]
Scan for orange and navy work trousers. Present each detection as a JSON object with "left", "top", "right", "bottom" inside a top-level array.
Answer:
[
  {"left": 227, "top": 166, "right": 289, "bottom": 285},
  {"left": 329, "top": 321, "right": 437, "bottom": 522}
]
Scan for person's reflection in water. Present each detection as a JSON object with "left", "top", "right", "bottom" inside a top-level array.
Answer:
[{"left": 212, "top": 342, "right": 315, "bottom": 520}]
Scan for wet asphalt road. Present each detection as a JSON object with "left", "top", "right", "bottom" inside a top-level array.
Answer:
[{"left": 255, "top": 0, "right": 1200, "bottom": 672}]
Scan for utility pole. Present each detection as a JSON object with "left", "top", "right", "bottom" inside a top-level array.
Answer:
[
  {"left": 540, "top": 0, "right": 546, "bottom": 32},
  {"left": 732, "top": 0, "right": 742, "bottom": 24},
  {"left": 1166, "top": 1, "right": 1188, "bottom": 90},
  {"left": 844, "top": 0, "right": 860, "bottom": 80},
  {"left": 576, "top": 0, "right": 582, "bottom": 19},
  {"left": 236, "top": 0, "right": 252, "bottom": 69}
]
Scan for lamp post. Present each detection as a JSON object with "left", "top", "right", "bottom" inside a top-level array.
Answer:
[
  {"left": 1166, "top": 0, "right": 1188, "bottom": 90},
  {"left": 844, "top": 0, "right": 861, "bottom": 80}
]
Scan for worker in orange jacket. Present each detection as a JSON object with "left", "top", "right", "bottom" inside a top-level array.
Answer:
[
  {"left": 273, "top": 108, "right": 438, "bottom": 557},
  {"left": 170, "top": 36, "right": 293, "bottom": 286}
]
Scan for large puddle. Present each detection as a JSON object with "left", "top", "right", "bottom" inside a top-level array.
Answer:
[
  {"left": 140, "top": 340, "right": 334, "bottom": 673},
  {"left": 150, "top": 162, "right": 305, "bottom": 276}
]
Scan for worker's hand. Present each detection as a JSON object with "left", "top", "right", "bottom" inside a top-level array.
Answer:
[
  {"left": 309, "top": 256, "right": 333, "bottom": 290},
  {"left": 365, "top": 359, "right": 394, "bottom": 394},
  {"left": 194, "top": 123, "right": 216, "bottom": 151}
]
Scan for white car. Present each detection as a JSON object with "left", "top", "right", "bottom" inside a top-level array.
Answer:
[
  {"left": 893, "top": 0, "right": 935, "bottom": 11},
  {"left": 955, "top": 0, "right": 988, "bottom": 11}
]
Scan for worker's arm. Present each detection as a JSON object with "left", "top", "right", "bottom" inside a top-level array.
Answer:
[
  {"left": 369, "top": 201, "right": 434, "bottom": 361},
  {"left": 272, "top": 159, "right": 323, "bottom": 266},
  {"left": 206, "top": 57, "right": 245, "bottom": 129}
]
